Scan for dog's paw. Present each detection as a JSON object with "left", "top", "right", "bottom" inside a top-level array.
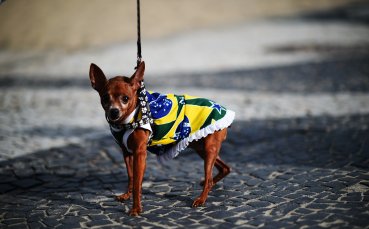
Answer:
[
  {"left": 192, "top": 197, "right": 206, "bottom": 208},
  {"left": 128, "top": 207, "right": 142, "bottom": 216},
  {"left": 115, "top": 193, "right": 131, "bottom": 202}
]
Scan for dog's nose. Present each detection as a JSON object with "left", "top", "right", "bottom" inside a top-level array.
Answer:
[{"left": 109, "top": 108, "right": 120, "bottom": 121}]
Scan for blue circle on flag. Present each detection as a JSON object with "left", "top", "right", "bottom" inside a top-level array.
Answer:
[
  {"left": 174, "top": 115, "right": 191, "bottom": 141},
  {"left": 149, "top": 93, "right": 172, "bottom": 119}
]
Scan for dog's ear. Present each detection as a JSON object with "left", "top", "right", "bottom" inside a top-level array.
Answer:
[
  {"left": 89, "top": 63, "right": 107, "bottom": 93},
  {"left": 130, "top": 61, "right": 145, "bottom": 90}
]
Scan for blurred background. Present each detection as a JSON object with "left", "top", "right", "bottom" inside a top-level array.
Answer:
[
  {"left": 0, "top": 0, "right": 364, "bottom": 51},
  {"left": 1, "top": 0, "right": 368, "bottom": 76},
  {"left": 0, "top": 0, "right": 368, "bottom": 160}
]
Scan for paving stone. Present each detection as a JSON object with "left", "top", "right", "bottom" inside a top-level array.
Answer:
[
  {"left": 272, "top": 202, "right": 300, "bottom": 215},
  {"left": 314, "top": 191, "right": 331, "bottom": 199},
  {"left": 42, "top": 218, "right": 60, "bottom": 227},
  {"left": 323, "top": 181, "right": 347, "bottom": 190},
  {"left": 341, "top": 192, "right": 362, "bottom": 202},
  {"left": 315, "top": 198, "right": 338, "bottom": 204},
  {"left": 217, "top": 221, "right": 239, "bottom": 228},
  {"left": 305, "top": 203, "right": 329, "bottom": 210},
  {"left": 88, "top": 214, "right": 109, "bottom": 221},
  {"left": 247, "top": 200, "right": 271, "bottom": 208},
  {"left": 294, "top": 208, "right": 314, "bottom": 215},
  {"left": 11, "top": 179, "right": 42, "bottom": 189},
  {"left": 2, "top": 218, "right": 26, "bottom": 225},
  {"left": 206, "top": 210, "right": 236, "bottom": 219},
  {"left": 164, "top": 210, "right": 186, "bottom": 219},
  {"left": 85, "top": 219, "right": 115, "bottom": 227},
  {"left": 4, "top": 211, "right": 28, "bottom": 219},
  {"left": 61, "top": 216, "right": 86, "bottom": 225},
  {"left": 173, "top": 218, "right": 194, "bottom": 225},
  {"left": 28, "top": 221, "right": 48, "bottom": 229},
  {"left": 7, "top": 223, "right": 29, "bottom": 228},
  {"left": 264, "top": 220, "right": 294, "bottom": 228},
  {"left": 55, "top": 223, "right": 82, "bottom": 229},
  {"left": 198, "top": 217, "right": 221, "bottom": 225},
  {"left": 0, "top": 184, "right": 15, "bottom": 193},
  {"left": 301, "top": 213, "right": 331, "bottom": 223},
  {"left": 46, "top": 207, "right": 69, "bottom": 216},
  {"left": 293, "top": 197, "right": 314, "bottom": 204},
  {"left": 245, "top": 178, "right": 263, "bottom": 186},
  {"left": 272, "top": 189, "right": 294, "bottom": 197},
  {"left": 0, "top": 175, "right": 17, "bottom": 184}
]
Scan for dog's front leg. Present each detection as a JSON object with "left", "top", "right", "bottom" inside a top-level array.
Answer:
[
  {"left": 116, "top": 151, "right": 133, "bottom": 201},
  {"left": 128, "top": 129, "right": 150, "bottom": 216}
]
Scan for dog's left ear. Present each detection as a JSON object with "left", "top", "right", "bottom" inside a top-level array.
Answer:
[
  {"left": 130, "top": 61, "right": 145, "bottom": 90},
  {"left": 89, "top": 63, "right": 107, "bottom": 93}
]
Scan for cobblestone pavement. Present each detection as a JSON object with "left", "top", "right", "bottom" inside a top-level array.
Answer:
[
  {"left": 1, "top": 55, "right": 369, "bottom": 228},
  {"left": 0, "top": 114, "right": 369, "bottom": 228}
]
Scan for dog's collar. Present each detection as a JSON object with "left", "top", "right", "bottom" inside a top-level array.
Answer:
[{"left": 109, "top": 81, "right": 153, "bottom": 132}]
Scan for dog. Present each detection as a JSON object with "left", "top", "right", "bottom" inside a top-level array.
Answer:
[{"left": 89, "top": 61, "right": 235, "bottom": 216}]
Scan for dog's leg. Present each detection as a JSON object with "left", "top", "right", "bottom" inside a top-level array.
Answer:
[
  {"left": 192, "top": 144, "right": 217, "bottom": 207},
  {"left": 192, "top": 129, "right": 227, "bottom": 207},
  {"left": 209, "top": 129, "right": 230, "bottom": 185},
  {"left": 198, "top": 156, "right": 231, "bottom": 186},
  {"left": 212, "top": 157, "right": 231, "bottom": 185},
  {"left": 192, "top": 129, "right": 231, "bottom": 187},
  {"left": 128, "top": 129, "right": 150, "bottom": 216},
  {"left": 116, "top": 152, "right": 133, "bottom": 202}
]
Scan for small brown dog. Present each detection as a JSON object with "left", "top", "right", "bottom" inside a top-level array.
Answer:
[{"left": 89, "top": 61, "right": 235, "bottom": 216}]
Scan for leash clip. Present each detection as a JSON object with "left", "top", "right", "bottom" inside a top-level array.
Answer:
[{"left": 135, "top": 57, "right": 142, "bottom": 70}]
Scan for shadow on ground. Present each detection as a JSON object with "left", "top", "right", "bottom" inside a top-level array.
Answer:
[{"left": 299, "top": 0, "right": 369, "bottom": 24}]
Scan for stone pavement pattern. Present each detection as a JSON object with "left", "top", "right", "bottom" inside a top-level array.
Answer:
[
  {"left": 0, "top": 114, "right": 369, "bottom": 228},
  {"left": 1, "top": 42, "right": 369, "bottom": 229}
]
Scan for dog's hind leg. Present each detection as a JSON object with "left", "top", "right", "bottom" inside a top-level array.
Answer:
[
  {"left": 192, "top": 146, "right": 217, "bottom": 207},
  {"left": 212, "top": 156, "right": 231, "bottom": 185},
  {"left": 192, "top": 129, "right": 227, "bottom": 207},
  {"left": 197, "top": 157, "right": 231, "bottom": 186},
  {"left": 192, "top": 129, "right": 231, "bottom": 187}
]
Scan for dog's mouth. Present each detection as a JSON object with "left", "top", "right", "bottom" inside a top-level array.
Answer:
[
  {"left": 105, "top": 109, "right": 130, "bottom": 127},
  {"left": 106, "top": 107, "right": 123, "bottom": 122},
  {"left": 105, "top": 106, "right": 138, "bottom": 129},
  {"left": 106, "top": 115, "right": 123, "bottom": 125}
]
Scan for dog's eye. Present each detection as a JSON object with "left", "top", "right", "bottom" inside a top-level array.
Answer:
[{"left": 121, "top": 96, "right": 129, "bottom": 104}]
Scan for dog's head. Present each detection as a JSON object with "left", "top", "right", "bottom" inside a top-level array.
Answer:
[{"left": 89, "top": 62, "right": 145, "bottom": 125}]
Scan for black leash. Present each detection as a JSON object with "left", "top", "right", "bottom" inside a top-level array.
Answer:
[
  {"left": 136, "top": 0, "right": 142, "bottom": 69},
  {"left": 124, "top": 0, "right": 153, "bottom": 133}
]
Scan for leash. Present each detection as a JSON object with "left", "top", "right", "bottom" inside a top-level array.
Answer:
[
  {"left": 136, "top": 0, "right": 142, "bottom": 68},
  {"left": 135, "top": 0, "right": 153, "bottom": 128},
  {"left": 114, "top": 0, "right": 153, "bottom": 131}
]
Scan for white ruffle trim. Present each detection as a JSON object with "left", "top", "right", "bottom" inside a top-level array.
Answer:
[{"left": 155, "top": 110, "right": 235, "bottom": 164}]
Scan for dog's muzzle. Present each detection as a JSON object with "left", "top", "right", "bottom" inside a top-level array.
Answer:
[{"left": 108, "top": 108, "right": 120, "bottom": 121}]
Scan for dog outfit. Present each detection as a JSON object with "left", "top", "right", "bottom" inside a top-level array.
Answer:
[{"left": 110, "top": 91, "right": 235, "bottom": 162}]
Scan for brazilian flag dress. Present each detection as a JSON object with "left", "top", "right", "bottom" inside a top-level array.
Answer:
[{"left": 110, "top": 91, "right": 235, "bottom": 163}]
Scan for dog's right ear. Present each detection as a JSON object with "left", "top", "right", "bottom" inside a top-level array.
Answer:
[
  {"left": 130, "top": 61, "right": 145, "bottom": 91},
  {"left": 89, "top": 63, "right": 107, "bottom": 93}
]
